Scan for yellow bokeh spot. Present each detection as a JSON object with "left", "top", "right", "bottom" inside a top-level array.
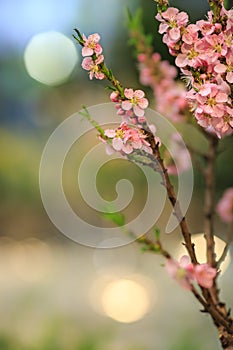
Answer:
[{"left": 101, "top": 279, "right": 150, "bottom": 323}]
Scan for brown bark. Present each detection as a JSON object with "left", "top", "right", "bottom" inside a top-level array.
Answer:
[{"left": 151, "top": 145, "right": 198, "bottom": 264}]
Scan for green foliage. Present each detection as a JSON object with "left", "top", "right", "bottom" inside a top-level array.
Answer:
[
  {"left": 126, "top": 8, "right": 153, "bottom": 55},
  {"left": 0, "top": 335, "right": 16, "bottom": 350},
  {"left": 74, "top": 338, "right": 99, "bottom": 350},
  {"left": 102, "top": 211, "right": 125, "bottom": 227},
  {"left": 79, "top": 106, "right": 106, "bottom": 138},
  {"left": 169, "top": 332, "right": 201, "bottom": 350},
  {"left": 153, "top": 227, "right": 160, "bottom": 240}
]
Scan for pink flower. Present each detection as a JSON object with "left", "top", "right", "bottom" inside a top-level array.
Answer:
[
  {"left": 216, "top": 188, "right": 233, "bottom": 223},
  {"left": 205, "top": 33, "right": 228, "bottom": 59},
  {"left": 175, "top": 43, "right": 203, "bottom": 69},
  {"left": 110, "top": 91, "right": 120, "bottom": 102},
  {"left": 82, "top": 33, "right": 103, "bottom": 57},
  {"left": 193, "top": 264, "right": 217, "bottom": 289},
  {"left": 195, "top": 34, "right": 227, "bottom": 64},
  {"left": 214, "top": 51, "right": 233, "bottom": 83},
  {"left": 165, "top": 255, "right": 193, "bottom": 290},
  {"left": 196, "top": 20, "right": 215, "bottom": 36},
  {"left": 221, "top": 7, "right": 233, "bottom": 31},
  {"left": 182, "top": 24, "right": 199, "bottom": 45},
  {"left": 156, "top": 7, "right": 189, "bottom": 44},
  {"left": 155, "top": 3, "right": 233, "bottom": 137},
  {"left": 121, "top": 88, "right": 149, "bottom": 117},
  {"left": 137, "top": 48, "right": 188, "bottom": 122},
  {"left": 188, "top": 83, "right": 228, "bottom": 120},
  {"left": 165, "top": 255, "right": 217, "bottom": 290},
  {"left": 81, "top": 55, "right": 105, "bottom": 80},
  {"left": 103, "top": 122, "right": 153, "bottom": 155}
]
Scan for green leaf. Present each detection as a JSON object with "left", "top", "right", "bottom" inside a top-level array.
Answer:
[
  {"left": 153, "top": 227, "right": 160, "bottom": 240},
  {"left": 79, "top": 106, "right": 106, "bottom": 138},
  {"left": 102, "top": 212, "right": 125, "bottom": 227},
  {"left": 141, "top": 245, "right": 149, "bottom": 253}
]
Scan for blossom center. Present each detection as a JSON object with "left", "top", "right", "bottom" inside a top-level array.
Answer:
[
  {"left": 130, "top": 97, "right": 140, "bottom": 106},
  {"left": 214, "top": 43, "right": 222, "bottom": 53},
  {"left": 227, "top": 64, "right": 233, "bottom": 72},
  {"left": 187, "top": 48, "right": 199, "bottom": 60},
  {"left": 168, "top": 20, "right": 177, "bottom": 28},
  {"left": 115, "top": 129, "right": 124, "bottom": 138},
  {"left": 207, "top": 97, "right": 216, "bottom": 106},
  {"left": 176, "top": 267, "right": 186, "bottom": 279},
  {"left": 223, "top": 115, "right": 231, "bottom": 123},
  {"left": 88, "top": 42, "right": 96, "bottom": 49}
]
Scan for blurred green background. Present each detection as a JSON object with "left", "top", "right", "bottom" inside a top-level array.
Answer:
[{"left": 0, "top": 0, "right": 233, "bottom": 349}]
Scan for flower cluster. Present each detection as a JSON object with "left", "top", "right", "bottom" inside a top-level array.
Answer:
[
  {"left": 137, "top": 52, "right": 188, "bottom": 122},
  {"left": 156, "top": 6, "right": 233, "bottom": 137},
  {"left": 81, "top": 33, "right": 105, "bottom": 80},
  {"left": 76, "top": 32, "right": 155, "bottom": 155},
  {"left": 216, "top": 187, "right": 233, "bottom": 223},
  {"left": 110, "top": 88, "right": 149, "bottom": 124},
  {"left": 165, "top": 255, "right": 217, "bottom": 290},
  {"left": 101, "top": 122, "right": 153, "bottom": 155}
]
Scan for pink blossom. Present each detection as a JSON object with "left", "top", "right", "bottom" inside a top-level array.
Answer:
[
  {"left": 193, "top": 264, "right": 217, "bottom": 289},
  {"left": 102, "top": 122, "right": 153, "bottom": 155},
  {"left": 182, "top": 24, "right": 199, "bottom": 45},
  {"left": 110, "top": 91, "right": 120, "bottom": 102},
  {"left": 156, "top": 7, "right": 189, "bottom": 45},
  {"left": 187, "top": 83, "right": 228, "bottom": 123},
  {"left": 137, "top": 53, "right": 147, "bottom": 63},
  {"left": 81, "top": 55, "right": 105, "bottom": 80},
  {"left": 218, "top": 51, "right": 233, "bottom": 83},
  {"left": 195, "top": 34, "right": 227, "bottom": 64},
  {"left": 121, "top": 88, "right": 149, "bottom": 117},
  {"left": 221, "top": 7, "right": 233, "bottom": 31},
  {"left": 216, "top": 188, "right": 233, "bottom": 223},
  {"left": 165, "top": 255, "right": 193, "bottom": 290},
  {"left": 211, "top": 112, "right": 233, "bottom": 137},
  {"left": 137, "top": 48, "right": 188, "bottom": 122},
  {"left": 165, "top": 255, "right": 217, "bottom": 290},
  {"left": 155, "top": 3, "right": 233, "bottom": 137},
  {"left": 82, "top": 33, "right": 103, "bottom": 57},
  {"left": 175, "top": 43, "right": 203, "bottom": 68},
  {"left": 205, "top": 33, "right": 228, "bottom": 59},
  {"left": 196, "top": 20, "right": 215, "bottom": 36}
]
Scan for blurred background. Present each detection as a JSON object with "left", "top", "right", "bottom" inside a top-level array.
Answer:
[{"left": 0, "top": 0, "right": 233, "bottom": 349}]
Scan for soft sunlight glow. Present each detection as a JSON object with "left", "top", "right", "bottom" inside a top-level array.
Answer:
[
  {"left": 101, "top": 279, "right": 150, "bottom": 323},
  {"left": 24, "top": 31, "right": 78, "bottom": 85},
  {"left": 9, "top": 238, "right": 53, "bottom": 282},
  {"left": 176, "top": 234, "right": 231, "bottom": 274}
]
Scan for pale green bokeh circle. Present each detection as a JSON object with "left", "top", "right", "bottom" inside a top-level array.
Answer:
[{"left": 24, "top": 31, "right": 78, "bottom": 85}]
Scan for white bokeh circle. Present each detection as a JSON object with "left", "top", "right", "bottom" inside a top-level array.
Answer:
[{"left": 24, "top": 31, "right": 78, "bottom": 85}]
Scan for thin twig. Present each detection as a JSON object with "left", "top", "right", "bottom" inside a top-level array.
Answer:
[{"left": 151, "top": 144, "right": 198, "bottom": 264}]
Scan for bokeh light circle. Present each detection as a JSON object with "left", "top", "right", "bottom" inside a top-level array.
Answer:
[
  {"left": 89, "top": 274, "right": 156, "bottom": 323},
  {"left": 101, "top": 279, "right": 150, "bottom": 323},
  {"left": 24, "top": 31, "right": 78, "bottom": 85}
]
